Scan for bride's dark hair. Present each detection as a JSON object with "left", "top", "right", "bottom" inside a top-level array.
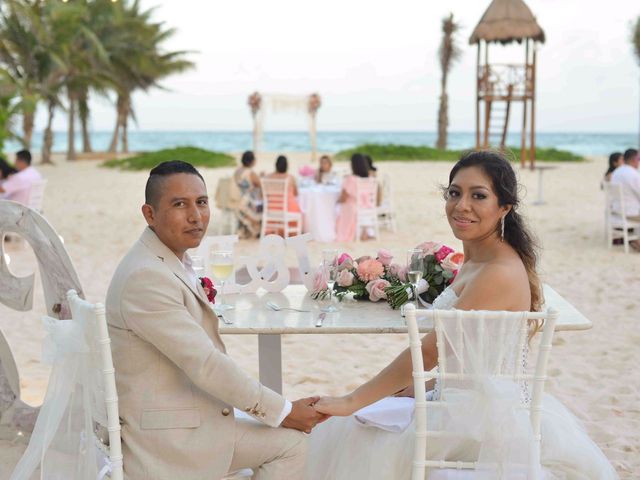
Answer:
[{"left": 447, "top": 150, "right": 542, "bottom": 313}]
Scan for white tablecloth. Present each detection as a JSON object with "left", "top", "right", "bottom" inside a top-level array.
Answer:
[{"left": 298, "top": 184, "right": 341, "bottom": 242}]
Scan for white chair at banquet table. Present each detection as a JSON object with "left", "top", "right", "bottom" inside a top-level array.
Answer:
[
  {"left": 603, "top": 181, "right": 640, "bottom": 254},
  {"left": 377, "top": 173, "right": 397, "bottom": 232}
]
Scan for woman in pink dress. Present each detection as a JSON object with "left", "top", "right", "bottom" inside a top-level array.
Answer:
[{"left": 335, "top": 153, "right": 372, "bottom": 241}]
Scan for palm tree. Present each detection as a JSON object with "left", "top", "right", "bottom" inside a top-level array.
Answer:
[
  {"left": 435, "top": 13, "right": 462, "bottom": 150},
  {"left": 107, "top": 1, "right": 194, "bottom": 153},
  {"left": 632, "top": 17, "right": 640, "bottom": 147},
  {"left": 0, "top": 0, "right": 48, "bottom": 150},
  {"left": 0, "top": 72, "right": 19, "bottom": 156}
]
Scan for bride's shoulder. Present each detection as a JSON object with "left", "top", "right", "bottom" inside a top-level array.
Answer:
[{"left": 455, "top": 259, "right": 529, "bottom": 310}]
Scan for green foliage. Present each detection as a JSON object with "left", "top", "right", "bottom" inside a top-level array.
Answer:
[
  {"left": 102, "top": 147, "right": 235, "bottom": 171},
  {"left": 335, "top": 143, "right": 585, "bottom": 163}
]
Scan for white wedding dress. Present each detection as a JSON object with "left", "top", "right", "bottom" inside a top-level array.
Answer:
[{"left": 306, "top": 287, "right": 619, "bottom": 480}]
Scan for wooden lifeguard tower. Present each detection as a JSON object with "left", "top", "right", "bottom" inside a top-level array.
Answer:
[{"left": 470, "top": 0, "right": 545, "bottom": 168}]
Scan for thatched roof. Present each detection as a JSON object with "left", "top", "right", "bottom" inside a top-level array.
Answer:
[{"left": 469, "top": 0, "right": 545, "bottom": 45}]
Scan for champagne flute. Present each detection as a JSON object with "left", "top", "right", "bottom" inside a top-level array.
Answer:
[
  {"left": 191, "top": 255, "right": 205, "bottom": 277},
  {"left": 210, "top": 250, "right": 234, "bottom": 312},
  {"left": 407, "top": 248, "right": 424, "bottom": 308},
  {"left": 321, "top": 249, "right": 338, "bottom": 313}
]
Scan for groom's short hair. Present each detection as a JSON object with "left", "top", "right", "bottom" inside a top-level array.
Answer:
[{"left": 145, "top": 160, "right": 205, "bottom": 207}]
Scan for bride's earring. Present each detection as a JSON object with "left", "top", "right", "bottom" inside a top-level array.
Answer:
[{"left": 500, "top": 215, "right": 505, "bottom": 242}]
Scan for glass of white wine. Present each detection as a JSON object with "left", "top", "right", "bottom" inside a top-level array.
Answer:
[
  {"left": 210, "top": 250, "right": 234, "bottom": 312},
  {"left": 321, "top": 249, "right": 338, "bottom": 313},
  {"left": 407, "top": 248, "right": 424, "bottom": 308}
]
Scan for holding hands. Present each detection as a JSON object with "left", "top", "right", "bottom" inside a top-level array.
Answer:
[{"left": 282, "top": 396, "right": 329, "bottom": 434}]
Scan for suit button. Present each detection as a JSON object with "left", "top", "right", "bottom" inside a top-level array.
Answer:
[{"left": 221, "top": 407, "right": 231, "bottom": 416}]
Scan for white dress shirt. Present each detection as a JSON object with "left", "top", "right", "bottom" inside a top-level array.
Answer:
[
  {"left": 610, "top": 164, "right": 640, "bottom": 217},
  {"left": 0, "top": 166, "right": 42, "bottom": 205},
  {"left": 181, "top": 254, "right": 292, "bottom": 425}
]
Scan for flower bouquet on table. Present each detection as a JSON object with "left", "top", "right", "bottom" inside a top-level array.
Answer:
[
  {"left": 298, "top": 165, "right": 316, "bottom": 178},
  {"left": 384, "top": 242, "right": 464, "bottom": 309},
  {"left": 310, "top": 250, "right": 405, "bottom": 303}
]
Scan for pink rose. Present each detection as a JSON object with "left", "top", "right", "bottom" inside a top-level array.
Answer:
[
  {"left": 337, "top": 253, "right": 354, "bottom": 271},
  {"left": 387, "top": 263, "right": 408, "bottom": 282},
  {"left": 376, "top": 249, "right": 393, "bottom": 266},
  {"left": 440, "top": 252, "right": 464, "bottom": 272},
  {"left": 356, "top": 259, "right": 385, "bottom": 282},
  {"left": 435, "top": 245, "right": 454, "bottom": 263},
  {"left": 337, "top": 269, "right": 355, "bottom": 287},
  {"left": 416, "top": 241, "right": 441, "bottom": 258},
  {"left": 365, "top": 279, "right": 391, "bottom": 302},
  {"left": 313, "top": 268, "right": 328, "bottom": 292},
  {"left": 338, "top": 253, "right": 352, "bottom": 265}
]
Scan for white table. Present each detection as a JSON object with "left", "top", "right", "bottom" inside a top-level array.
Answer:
[
  {"left": 532, "top": 165, "right": 558, "bottom": 205},
  {"left": 297, "top": 184, "right": 341, "bottom": 242},
  {"left": 219, "top": 284, "right": 592, "bottom": 394}
]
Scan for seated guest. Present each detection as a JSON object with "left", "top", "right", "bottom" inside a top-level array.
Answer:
[
  {"left": 603, "top": 151, "right": 623, "bottom": 183},
  {"left": 365, "top": 155, "right": 377, "bottom": 178},
  {"left": 233, "top": 150, "right": 262, "bottom": 238},
  {"left": 336, "top": 153, "right": 374, "bottom": 241},
  {"left": 0, "top": 150, "right": 42, "bottom": 205},
  {"left": 610, "top": 148, "right": 640, "bottom": 251},
  {"left": 315, "top": 155, "right": 334, "bottom": 184},
  {"left": 0, "top": 158, "right": 17, "bottom": 185},
  {"left": 265, "top": 154, "right": 301, "bottom": 214}
]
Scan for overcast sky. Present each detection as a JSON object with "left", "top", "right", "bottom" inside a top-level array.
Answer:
[{"left": 41, "top": 0, "right": 640, "bottom": 133}]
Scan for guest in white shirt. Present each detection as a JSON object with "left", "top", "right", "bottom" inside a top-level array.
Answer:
[
  {"left": 610, "top": 148, "right": 640, "bottom": 250},
  {"left": 0, "top": 150, "right": 42, "bottom": 205}
]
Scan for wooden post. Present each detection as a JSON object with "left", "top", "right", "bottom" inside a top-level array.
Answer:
[
  {"left": 475, "top": 43, "right": 481, "bottom": 149},
  {"left": 530, "top": 45, "right": 537, "bottom": 169},
  {"left": 501, "top": 85, "right": 513, "bottom": 149},
  {"left": 483, "top": 42, "right": 490, "bottom": 149},
  {"left": 521, "top": 39, "right": 530, "bottom": 167},
  {"left": 310, "top": 112, "right": 317, "bottom": 163}
]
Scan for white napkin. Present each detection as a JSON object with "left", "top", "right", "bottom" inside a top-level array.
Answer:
[{"left": 353, "top": 397, "right": 415, "bottom": 432}]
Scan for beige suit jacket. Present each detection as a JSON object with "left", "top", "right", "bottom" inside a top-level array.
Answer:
[{"left": 106, "top": 228, "right": 286, "bottom": 480}]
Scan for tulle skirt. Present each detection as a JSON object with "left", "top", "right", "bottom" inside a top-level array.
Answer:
[{"left": 306, "top": 394, "right": 619, "bottom": 480}]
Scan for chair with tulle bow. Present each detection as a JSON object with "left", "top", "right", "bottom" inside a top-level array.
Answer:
[
  {"left": 355, "top": 177, "right": 380, "bottom": 241},
  {"left": 404, "top": 304, "right": 558, "bottom": 480}
]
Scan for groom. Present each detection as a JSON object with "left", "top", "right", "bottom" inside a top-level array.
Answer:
[{"left": 106, "top": 160, "right": 323, "bottom": 480}]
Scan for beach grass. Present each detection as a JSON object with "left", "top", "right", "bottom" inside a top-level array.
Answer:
[
  {"left": 335, "top": 144, "right": 585, "bottom": 162},
  {"left": 102, "top": 147, "right": 236, "bottom": 171}
]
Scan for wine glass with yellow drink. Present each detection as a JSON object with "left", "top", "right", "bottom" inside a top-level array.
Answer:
[{"left": 210, "top": 250, "right": 234, "bottom": 312}]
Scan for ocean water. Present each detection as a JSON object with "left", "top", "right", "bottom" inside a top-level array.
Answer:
[{"left": 5, "top": 130, "right": 639, "bottom": 157}]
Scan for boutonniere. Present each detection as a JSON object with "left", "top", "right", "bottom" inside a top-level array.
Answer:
[{"left": 199, "top": 276, "right": 217, "bottom": 304}]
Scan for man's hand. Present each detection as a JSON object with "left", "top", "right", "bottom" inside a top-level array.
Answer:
[{"left": 281, "top": 396, "right": 327, "bottom": 434}]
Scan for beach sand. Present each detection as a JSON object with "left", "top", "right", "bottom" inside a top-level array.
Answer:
[{"left": 0, "top": 152, "right": 637, "bottom": 478}]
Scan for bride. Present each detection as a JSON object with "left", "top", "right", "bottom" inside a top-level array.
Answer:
[{"left": 308, "top": 151, "right": 618, "bottom": 480}]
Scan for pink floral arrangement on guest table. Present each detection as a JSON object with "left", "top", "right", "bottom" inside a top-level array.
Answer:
[
  {"left": 310, "top": 244, "right": 463, "bottom": 309},
  {"left": 298, "top": 165, "right": 316, "bottom": 177}
]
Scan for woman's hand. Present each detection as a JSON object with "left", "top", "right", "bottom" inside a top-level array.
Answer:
[{"left": 314, "top": 395, "right": 357, "bottom": 417}]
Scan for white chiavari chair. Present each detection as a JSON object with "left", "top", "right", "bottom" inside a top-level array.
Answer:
[{"left": 404, "top": 304, "right": 558, "bottom": 480}]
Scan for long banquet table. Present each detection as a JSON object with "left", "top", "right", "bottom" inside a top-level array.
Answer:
[
  {"left": 219, "top": 284, "right": 592, "bottom": 394},
  {"left": 297, "top": 184, "right": 341, "bottom": 242}
]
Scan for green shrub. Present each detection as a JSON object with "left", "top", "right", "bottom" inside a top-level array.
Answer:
[
  {"left": 103, "top": 146, "right": 236, "bottom": 171},
  {"left": 335, "top": 144, "right": 585, "bottom": 162}
]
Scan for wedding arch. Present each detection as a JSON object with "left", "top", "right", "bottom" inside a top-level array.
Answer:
[{"left": 248, "top": 92, "right": 322, "bottom": 161}]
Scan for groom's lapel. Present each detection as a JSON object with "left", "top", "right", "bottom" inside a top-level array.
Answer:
[{"left": 139, "top": 228, "right": 213, "bottom": 311}]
